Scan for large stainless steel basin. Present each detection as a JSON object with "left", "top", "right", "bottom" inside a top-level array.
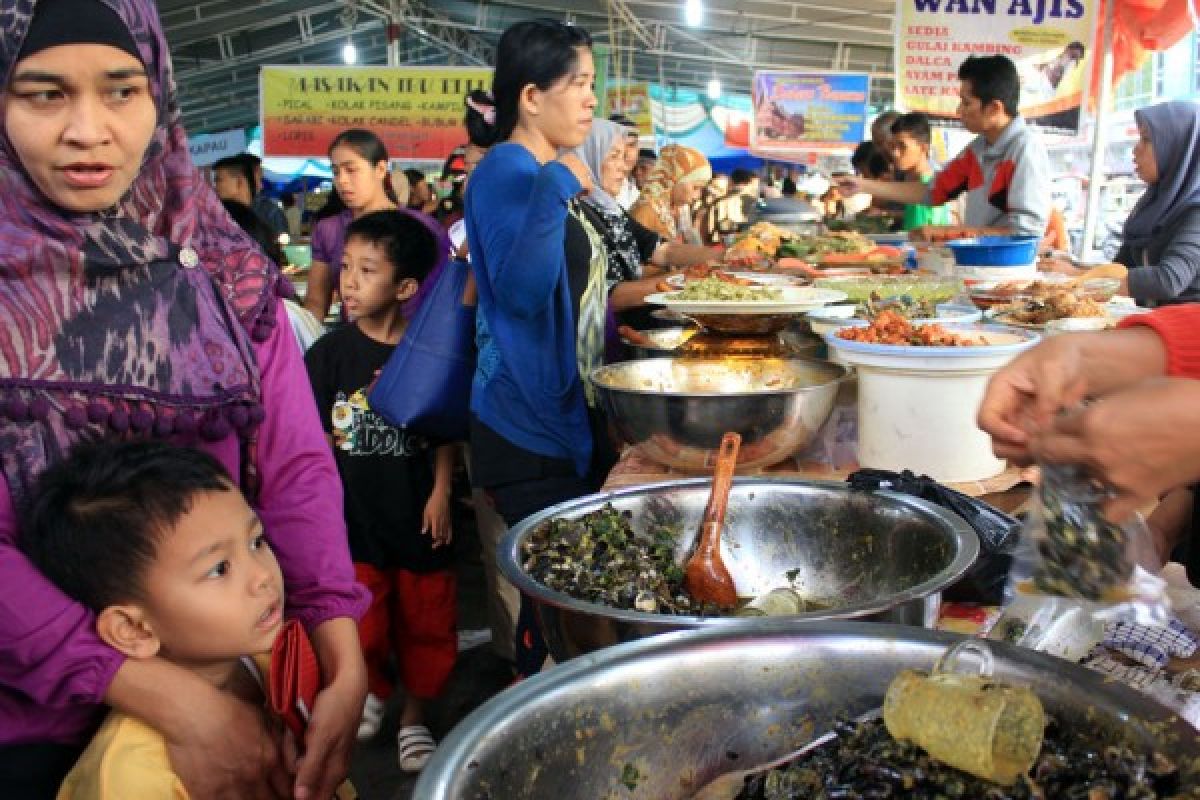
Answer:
[
  {"left": 415, "top": 623, "right": 1200, "bottom": 799},
  {"left": 591, "top": 357, "right": 847, "bottom": 471}
]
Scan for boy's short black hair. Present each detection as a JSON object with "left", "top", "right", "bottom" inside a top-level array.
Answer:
[
  {"left": 889, "top": 112, "right": 933, "bottom": 146},
  {"left": 344, "top": 210, "right": 439, "bottom": 285},
  {"left": 20, "top": 441, "right": 233, "bottom": 612},
  {"left": 637, "top": 148, "right": 657, "bottom": 162},
  {"left": 403, "top": 168, "right": 427, "bottom": 188},
  {"left": 959, "top": 55, "right": 1020, "bottom": 117},
  {"left": 212, "top": 156, "right": 257, "bottom": 196}
]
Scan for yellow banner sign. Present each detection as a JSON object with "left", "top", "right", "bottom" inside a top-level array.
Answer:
[
  {"left": 260, "top": 65, "right": 492, "bottom": 159},
  {"left": 606, "top": 83, "right": 654, "bottom": 136}
]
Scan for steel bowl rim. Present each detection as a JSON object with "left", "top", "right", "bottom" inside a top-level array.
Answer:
[
  {"left": 590, "top": 357, "right": 851, "bottom": 398},
  {"left": 415, "top": 621, "right": 1196, "bottom": 799},
  {"left": 497, "top": 477, "right": 980, "bottom": 626}
]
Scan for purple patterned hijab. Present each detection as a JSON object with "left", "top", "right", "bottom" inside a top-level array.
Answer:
[{"left": 0, "top": 0, "right": 282, "bottom": 503}]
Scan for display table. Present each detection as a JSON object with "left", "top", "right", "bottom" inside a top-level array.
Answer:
[{"left": 602, "top": 445, "right": 1035, "bottom": 514}]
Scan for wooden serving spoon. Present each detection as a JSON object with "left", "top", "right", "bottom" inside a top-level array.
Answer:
[{"left": 683, "top": 432, "right": 741, "bottom": 608}]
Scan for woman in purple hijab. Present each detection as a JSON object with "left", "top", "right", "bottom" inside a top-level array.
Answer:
[
  {"left": 0, "top": 0, "right": 368, "bottom": 797},
  {"left": 1116, "top": 101, "right": 1200, "bottom": 304}
]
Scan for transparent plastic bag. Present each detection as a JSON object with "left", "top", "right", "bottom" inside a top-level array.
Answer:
[{"left": 1005, "top": 464, "right": 1171, "bottom": 626}]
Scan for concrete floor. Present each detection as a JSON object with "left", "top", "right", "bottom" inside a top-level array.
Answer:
[{"left": 346, "top": 493, "right": 516, "bottom": 800}]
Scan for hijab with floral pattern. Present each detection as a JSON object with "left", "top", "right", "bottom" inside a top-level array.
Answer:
[
  {"left": 628, "top": 144, "right": 711, "bottom": 240},
  {"left": 0, "top": 0, "right": 282, "bottom": 503}
]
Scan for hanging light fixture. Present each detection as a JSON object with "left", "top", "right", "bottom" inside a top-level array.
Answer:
[
  {"left": 684, "top": 0, "right": 704, "bottom": 27},
  {"left": 339, "top": 1, "right": 359, "bottom": 64},
  {"left": 707, "top": 76, "right": 722, "bottom": 100}
]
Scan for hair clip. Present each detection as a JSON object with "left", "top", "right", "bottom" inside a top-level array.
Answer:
[{"left": 466, "top": 95, "right": 496, "bottom": 125}]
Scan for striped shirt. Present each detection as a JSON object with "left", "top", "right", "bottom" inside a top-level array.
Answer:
[{"left": 925, "top": 116, "right": 1051, "bottom": 237}]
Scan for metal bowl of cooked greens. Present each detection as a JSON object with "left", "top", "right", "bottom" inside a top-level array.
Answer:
[
  {"left": 416, "top": 623, "right": 1200, "bottom": 800},
  {"left": 496, "top": 479, "right": 978, "bottom": 659},
  {"left": 591, "top": 357, "right": 848, "bottom": 471}
]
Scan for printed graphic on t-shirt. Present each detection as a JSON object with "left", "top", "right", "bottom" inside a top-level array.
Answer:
[{"left": 331, "top": 388, "right": 416, "bottom": 456}]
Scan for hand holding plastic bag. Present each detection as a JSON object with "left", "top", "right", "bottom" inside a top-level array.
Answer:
[{"left": 1006, "top": 464, "right": 1171, "bottom": 626}]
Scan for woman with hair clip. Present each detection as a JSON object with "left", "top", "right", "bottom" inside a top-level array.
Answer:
[
  {"left": 305, "top": 128, "right": 399, "bottom": 321},
  {"left": 450, "top": 89, "right": 498, "bottom": 259},
  {"left": 463, "top": 18, "right": 616, "bottom": 678},
  {"left": 0, "top": 0, "right": 369, "bottom": 797}
]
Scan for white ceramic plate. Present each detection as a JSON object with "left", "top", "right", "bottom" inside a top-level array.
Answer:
[{"left": 644, "top": 287, "right": 847, "bottom": 315}]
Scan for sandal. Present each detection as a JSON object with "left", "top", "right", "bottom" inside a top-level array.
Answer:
[
  {"left": 356, "top": 693, "right": 385, "bottom": 741},
  {"left": 397, "top": 724, "right": 436, "bottom": 772}
]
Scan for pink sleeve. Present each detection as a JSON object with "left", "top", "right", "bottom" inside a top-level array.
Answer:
[
  {"left": 0, "top": 477, "right": 126, "bottom": 708},
  {"left": 253, "top": 298, "right": 369, "bottom": 630}
]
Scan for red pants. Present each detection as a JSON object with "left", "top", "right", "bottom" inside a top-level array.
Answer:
[{"left": 354, "top": 563, "right": 458, "bottom": 700}]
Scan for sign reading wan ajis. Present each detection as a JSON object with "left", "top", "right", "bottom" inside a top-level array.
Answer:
[
  {"left": 260, "top": 66, "right": 492, "bottom": 159},
  {"left": 896, "top": 0, "right": 1095, "bottom": 133}
]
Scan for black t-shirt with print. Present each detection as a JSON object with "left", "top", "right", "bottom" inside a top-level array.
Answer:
[{"left": 305, "top": 323, "right": 451, "bottom": 572}]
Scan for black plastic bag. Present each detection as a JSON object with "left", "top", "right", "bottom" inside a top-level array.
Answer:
[{"left": 846, "top": 468, "right": 1019, "bottom": 604}]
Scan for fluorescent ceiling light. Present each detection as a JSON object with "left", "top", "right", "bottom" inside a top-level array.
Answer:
[
  {"left": 342, "top": 41, "right": 358, "bottom": 64},
  {"left": 684, "top": 0, "right": 704, "bottom": 27},
  {"left": 707, "top": 77, "right": 722, "bottom": 100}
]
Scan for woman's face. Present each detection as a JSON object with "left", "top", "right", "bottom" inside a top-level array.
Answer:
[
  {"left": 672, "top": 179, "right": 703, "bottom": 207},
  {"left": 330, "top": 145, "right": 388, "bottom": 211},
  {"left": 529, "top": 47, "right": 596, "bottom": 150},
  {"left": 1133, "top": 124, "right": 1159, "bottom": 184},
  {"left": 599, "top": 139, "right": 627, "bottom": 197},
  {"left": 5, "top": 44, "right": 157, "bottom": 213}
]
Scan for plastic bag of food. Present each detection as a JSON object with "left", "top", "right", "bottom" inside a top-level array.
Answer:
[{"left": 1005, "top": 464, "right": 1170, "bottom": 626}]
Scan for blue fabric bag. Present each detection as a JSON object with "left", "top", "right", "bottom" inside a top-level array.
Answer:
[{"left": 369, "top": 258, "right": 475, "bottom": 441}]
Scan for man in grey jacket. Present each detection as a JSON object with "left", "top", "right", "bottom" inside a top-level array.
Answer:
[{"left": 838, "top": 55, "right": 1051, "bottom": 242}]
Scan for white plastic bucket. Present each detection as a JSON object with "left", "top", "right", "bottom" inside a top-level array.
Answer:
[
  {"left": 825, "top": 325, "right": 1040, "bottom": 482},
  {"left": 958, "top": 263, "right": 1039, "bottom": 281}
]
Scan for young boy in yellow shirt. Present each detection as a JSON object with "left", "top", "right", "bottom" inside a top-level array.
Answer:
[{"left": 20, "top": 441, "right": 353, "bottom": 799}]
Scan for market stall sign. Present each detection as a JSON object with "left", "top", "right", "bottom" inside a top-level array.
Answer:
[
  {"left": 188, "top": 128, "right": 247, "bottom": 167},
  {"left": 895, "top": 0, "right": 1097, "bottom": 133},
  {"left": 260, "top": 66, "right": 492, "bottom": 159},
  {"left": 751, "top": 72, "right": 871, "bottom": 153}
]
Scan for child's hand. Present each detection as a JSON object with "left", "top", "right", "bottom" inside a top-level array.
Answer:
[{"left": 423, "top": 491, "right": 453, "bottom": 548}]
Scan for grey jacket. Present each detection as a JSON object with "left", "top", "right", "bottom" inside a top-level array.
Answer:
[{"left": 1120, "top": 206, "right": 1200, "bottom": 304}]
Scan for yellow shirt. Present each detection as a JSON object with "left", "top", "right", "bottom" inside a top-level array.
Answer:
[
  {"left": 57, "top": 712, "right": 186, "bottom": 800},
  {"left": 56, "top": 656, "right": 356, "bottom": 800}
]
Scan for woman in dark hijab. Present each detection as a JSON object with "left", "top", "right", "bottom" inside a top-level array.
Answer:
[
  {"left": 1116, "top": 101, "right": 1200, "bottom": 304},
  {"left": 0, "top": 1, "right": 367, "bottom": 797}
]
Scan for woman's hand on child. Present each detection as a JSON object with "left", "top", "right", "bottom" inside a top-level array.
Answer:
[
  {"left": 167, "top": 686, "right": 291, "bottom": 799},
  {"left": 423, "top": 491, "right": 453, "bottom": 548}
]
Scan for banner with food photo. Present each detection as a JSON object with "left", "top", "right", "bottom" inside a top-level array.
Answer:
[
  {"left": 895, "top": 0, "right": 1097, "bottom": 133},
  {"left": 750, "top": 72, "right": 871, "bottom": 153},
  {"left": 260, "top": 65, "right": 492, "bottom": 159}
]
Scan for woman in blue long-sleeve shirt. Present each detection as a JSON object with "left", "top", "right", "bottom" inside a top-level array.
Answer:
[{"left": 463, "top": 19, "right": 613, "bottom": 676}]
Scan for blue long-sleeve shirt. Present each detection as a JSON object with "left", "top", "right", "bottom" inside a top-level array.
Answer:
[{"left": 464, "top": 143, "right": 592, "bottom": 475}]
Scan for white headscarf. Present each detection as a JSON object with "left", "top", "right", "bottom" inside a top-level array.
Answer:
[{"left": 572, "top": 118, "right": 627, "bottom": 215}]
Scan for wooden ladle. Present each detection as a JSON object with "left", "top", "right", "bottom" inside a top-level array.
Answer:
[{"left": 683, "top": 432, "right": 741, "bottom": 608}]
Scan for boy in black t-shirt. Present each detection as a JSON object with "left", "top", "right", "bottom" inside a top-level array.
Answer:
[{"left": 304, "top": 210, "right": 455, "bottom": 773}]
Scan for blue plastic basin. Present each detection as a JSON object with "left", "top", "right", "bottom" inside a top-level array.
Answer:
[{"left": 944, "top": 236, "right": 1039, "bottom": 266}]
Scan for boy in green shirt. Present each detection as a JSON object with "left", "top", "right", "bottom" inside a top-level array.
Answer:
[{"left": 886, "top": 112, "right": 952, "bottom": 231}]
